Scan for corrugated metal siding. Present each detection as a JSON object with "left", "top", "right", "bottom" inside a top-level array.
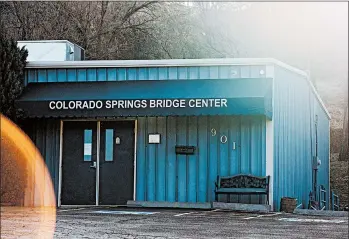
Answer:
[
  {"left": 315, "top": 101, "right": 330, "bottom": 208},
  {"left": 25, "top": 65, "right": 267, "bottom": 84},
  {"left": 22, "top": 116, "right": 266, "bottom": 205},
  {"left": 135, "top": 115, "right": 266, "bottom": 203},
  {"left": 273, "top": 66, "right": 330, "bottom": 211},
  {"left": 21, "top": 61, "right": 330, "bottom": 209},
  {"left": 23, "top": 63, "right": 270, "bottom": 205},
  {"left": 23, "top": 119, "right": 60, "bottom": 204}
]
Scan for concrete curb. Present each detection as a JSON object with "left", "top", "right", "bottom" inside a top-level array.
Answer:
[
  {"left": 127, "top": 201, "right": 273, "bottom": 212},
  {"left": 293, "top": 209, "right": 349, "bottom": 217},
  {"left": 127, "top": 201, "right": 212, "bottom": 209}
]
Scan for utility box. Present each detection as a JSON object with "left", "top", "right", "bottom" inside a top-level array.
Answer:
[
  {"left": 17, "top": 40, "right": 85, "bottom": 61},
  {"left": 312, "top": 156, "right": 321, "bottom": 170}
]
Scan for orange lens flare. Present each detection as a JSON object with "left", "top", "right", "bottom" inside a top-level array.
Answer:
[{"left": 1, "top": 114, "right": 56, "bottom": 238}]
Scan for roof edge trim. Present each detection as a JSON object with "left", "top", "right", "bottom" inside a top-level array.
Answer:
[
  {"left": 25, "top": 58, "right": 307, "bottom": 76},
  {"left": 306, "top": 75, "right": 331, "bottom": 120}
]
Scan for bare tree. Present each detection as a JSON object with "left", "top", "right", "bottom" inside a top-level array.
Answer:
[{"left": 1, "top": 1, "right": 237, "bottom": 60}]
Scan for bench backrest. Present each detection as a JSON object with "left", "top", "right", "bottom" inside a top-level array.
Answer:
[{"left": 217, "top": 174, "right": 270, "bottom": 189}]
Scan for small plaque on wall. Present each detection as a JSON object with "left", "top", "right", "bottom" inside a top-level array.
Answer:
[
  {"left": 175, "top": 146, "right": 196, "bottom": 155},
  {"left": 148, "top": 134, "right": 161, "bottom": 144}
]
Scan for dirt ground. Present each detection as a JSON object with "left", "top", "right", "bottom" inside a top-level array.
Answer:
[{"left": 1, "top": 206, "right": 348, "bottom": 239}]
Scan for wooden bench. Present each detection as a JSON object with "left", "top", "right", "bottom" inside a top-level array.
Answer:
[{"left": 214, "top": 174, "right": 270, "bottom": 204}]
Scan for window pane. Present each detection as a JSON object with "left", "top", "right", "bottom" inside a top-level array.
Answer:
[
  {"left": 84, "top": 129, "right": 92, "bottom": 161},
  {"left": 105, "top": 129, "right": 114, "bottom": 161}
]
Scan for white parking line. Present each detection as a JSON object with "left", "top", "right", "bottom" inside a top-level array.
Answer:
[
  {"left": 191, "top": 209, "right": 222, "bottom": 216},
  {"left": 208, "top": 209, "right": 222, "bottom": 212},
  {"left": 244, "top": 212, "right": 282, "bottom": 220},
  {"left": 278, "top": 218, "right": 346, "bottom": 224},
  {"left": 174, "top": 212, "right": 197, "bottom": 217},
  {"left": 59, "top": 208, "right": 87, "bottom": 212},
  {"left": 93, "top": 210, "right": 158, "bottom": 215}
]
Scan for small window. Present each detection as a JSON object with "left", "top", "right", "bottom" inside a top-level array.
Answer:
[
  {"left": 105, "top": 129, "right": 114, "bottom": 161},
  {"left": 84, "top": 129, "right": 92, "bottom": 161}
]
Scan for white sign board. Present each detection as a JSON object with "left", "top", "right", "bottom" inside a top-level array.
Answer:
[{"left": 148, "top": 134, "right": 161, "bottom": 144}]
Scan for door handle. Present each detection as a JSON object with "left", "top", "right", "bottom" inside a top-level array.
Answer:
[{"left": 90, "top": 161, "right": 97, "bottom": 169}]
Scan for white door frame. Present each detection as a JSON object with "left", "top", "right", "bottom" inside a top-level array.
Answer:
[
  {"left": 266, "top": 119, "right": 274, "bottom": 211},
  {"left": 96, "top": 121, "right": 101, "bottom": 205},
  {"left": 57, "top": 119, "right": 137, "bottom": 207}
]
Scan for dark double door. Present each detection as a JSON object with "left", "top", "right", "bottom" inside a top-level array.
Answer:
[{"left": 61, "top": 121, "right": 135, "bottom": 205}]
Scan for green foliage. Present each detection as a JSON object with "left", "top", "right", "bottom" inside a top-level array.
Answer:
[{"left": 0, "top": 35, "right": 28, "bottom": 122}]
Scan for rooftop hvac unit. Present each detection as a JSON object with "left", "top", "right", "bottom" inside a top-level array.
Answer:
[{"left": 17, "top": 40, "right": 85, "bottom": 61}]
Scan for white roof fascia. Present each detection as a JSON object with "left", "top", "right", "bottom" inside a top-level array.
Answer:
[
  {"left": 25, "top": 58, "right": 304, "bottom": 75},
  {"left": 306, "top": 74, "right": 331, "bottom": 120}
]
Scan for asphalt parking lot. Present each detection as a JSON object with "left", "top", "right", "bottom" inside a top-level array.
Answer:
[{"left": 1, "top": 207, "right": 348, "bottom": 239}]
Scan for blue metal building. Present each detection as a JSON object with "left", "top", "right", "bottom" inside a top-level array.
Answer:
[{"left": 17, "top": 57, "right": 330, "bottom": 211}]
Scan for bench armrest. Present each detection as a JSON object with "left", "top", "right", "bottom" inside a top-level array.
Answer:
[
  {"left": 215, "top": 175, "right": 220, "bottom": 190},
  {"left": 266, "top": 175, "right": 271, "bottom": 193}
]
